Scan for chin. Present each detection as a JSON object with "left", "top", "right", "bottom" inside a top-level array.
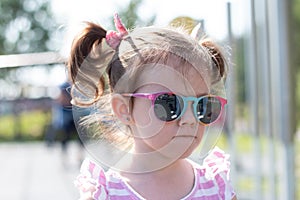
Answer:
[
  {"left": 165, "top": 145, "right": 198, "bottom": 160},
  {"left": 180, "top": 140, "right": 201, "bottom": 159},
  {"left": 180, "top": 148, "right": 195, "bottom": 159}
]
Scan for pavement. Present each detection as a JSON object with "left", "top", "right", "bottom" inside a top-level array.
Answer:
[
  {"left": 1, "top": 137, "right": 298, "bottom": 200},
  {"left": 0, "top": 141, "right": 84, "bottom": 200}
]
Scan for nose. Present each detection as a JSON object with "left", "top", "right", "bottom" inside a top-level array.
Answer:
[{"left": 178, "top": 102, "right": 197, "bottom": 126}]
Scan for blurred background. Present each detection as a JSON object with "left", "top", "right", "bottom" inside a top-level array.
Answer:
[{"left": 0, "top": 0, "right": 299, "bottom": 199}]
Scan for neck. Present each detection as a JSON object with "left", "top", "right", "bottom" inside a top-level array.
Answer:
[
  {"left": 114, "top": 146, "right": 191, "bottom": 175},
  {"left": 116, "top": 151, "right": 195, "bottom": 200},
  {"left": 120, "top": 157, "right": 190, "bottom": 180}
]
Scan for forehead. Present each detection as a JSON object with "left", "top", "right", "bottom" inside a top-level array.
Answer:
[{"left": 134, "top": 62, "right": 209, "bottom": 96}]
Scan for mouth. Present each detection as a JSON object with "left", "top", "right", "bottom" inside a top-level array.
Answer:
[{"left": 172, "top": 135, "right": 197, "bottom": 139}]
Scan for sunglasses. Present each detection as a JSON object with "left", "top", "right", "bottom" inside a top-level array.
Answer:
[{"left": 122, "top": 92, "right": 227, "bottom": 126}]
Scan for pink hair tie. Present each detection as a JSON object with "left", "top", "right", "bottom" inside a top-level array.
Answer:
[{"left": 106, "top": 13, "right": 128, "bottom": 49}]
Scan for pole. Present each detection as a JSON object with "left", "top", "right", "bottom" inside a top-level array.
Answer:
[
  {"left": 267, "top": 0, "right": 295, "bottom": 199},
  {"left": 226, "top": 1, "right": 237, "bottom": 188}
]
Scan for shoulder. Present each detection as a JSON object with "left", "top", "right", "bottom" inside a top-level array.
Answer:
[
  {"left": 74, "top": 158, "right": 108, "bottom": 200},
  {"left": 189, "top": 147, "right": 236, "bottom": 199},
  {"left": 202, "top": 147, "right": 231, "bottom": 179},
  {"left": 189, "top": 147, "right": 230, "bottom": 178},
  {"left": 75, "top": 158, "right": 139, "bottom": 200}
]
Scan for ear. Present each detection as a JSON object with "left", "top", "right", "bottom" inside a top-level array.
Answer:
[{"left": 111, "top": 94, "right": 133, "bottom": 125}]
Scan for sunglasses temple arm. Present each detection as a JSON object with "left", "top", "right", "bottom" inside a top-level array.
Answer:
[
  {"left": 122, "top": 93, "right": 157, "bottom": 102},
  {"left": 217, "top": 97, "right": 227, "bottom": 107}
]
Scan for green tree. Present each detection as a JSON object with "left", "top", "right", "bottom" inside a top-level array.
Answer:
[
  {"left": 113, "top": 0, "right": 156, "bottom": 30},
  {"left": 169, "top": 16, "right": 199, "bottom": 34},
  {"left": 291, "top": 0, "right": 300, "bottom": 125},
  {"left": 0, "top": 0, "right": 58, "bottom": 55}
]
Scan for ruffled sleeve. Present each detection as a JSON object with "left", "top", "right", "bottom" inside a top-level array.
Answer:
[
  {"left": 203, "top": 147, "right": 236, "bottom": 199},
  {"left": 74, "top": 159, "right": 108, "bottom": 200}
]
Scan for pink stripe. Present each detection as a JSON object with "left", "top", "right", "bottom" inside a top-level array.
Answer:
[
  {"left": 195, "top": 168, "right": 216, "bottom": 189},
  {"left": 215, "top": 174, "right": 226, "bottom": 199},
  {"left": 88, "top": 161, "right": 108, "bottom": 199},
  {"left": 198, "top": 179, "right": 215, "bottom": 189},
  {"left": 94, "top": 176, "right": 108, "bottom": 199},
  {"left": 110, "top": 195, "right": 135, "bottom": 200},
  {"left": 213, "top": 151, "right": 225, "bottom": 158},
  {"left": 191, "top": 194, "right": 220, "bottom": 200},
  {"left": 98, "top": 170, "right": 106, "bottom": 185},
  {"left": 89, "top": 161, "right": 95, "bottom": 174},
  {"left": 196, "top": 168, "right": 207, "bottom": 177},
  {"left": 208, "top": 162, "right": 216, "bottom": 167},
  {"left": 108, "top": 181, "right": 125, "bottom": 189},
  {"left": 93, "top": 186, "right": 102, "bottom": 199}
]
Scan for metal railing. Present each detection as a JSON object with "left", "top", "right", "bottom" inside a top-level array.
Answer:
[{"left": 0, "top": 52, "right": 65, "bottom": 69}]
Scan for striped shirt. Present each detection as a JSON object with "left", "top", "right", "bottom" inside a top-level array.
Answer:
[{"left": 75, "top": 147, "right": 236, "bottom": 200}]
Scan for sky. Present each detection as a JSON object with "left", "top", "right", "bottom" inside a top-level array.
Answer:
[{"left": 51, "top": 0, "right": 249, "bottom": 57}]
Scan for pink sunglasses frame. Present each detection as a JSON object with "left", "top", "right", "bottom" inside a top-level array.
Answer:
[{"left": 122, "top": 92, "right": 227, "bottom": 126}]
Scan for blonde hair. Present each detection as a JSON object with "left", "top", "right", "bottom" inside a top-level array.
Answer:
[{"left": 68, "top": 23, "right": 228, "bottom": 148}]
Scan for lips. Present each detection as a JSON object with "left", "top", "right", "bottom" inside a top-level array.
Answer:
[{"left": 172, "top": 135, "right": 197, "bottom": 139}]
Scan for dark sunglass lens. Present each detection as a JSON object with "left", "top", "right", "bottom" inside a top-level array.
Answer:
[
  {"left": 154, "top": 94, "right": 182, "bottom": 121},
  {"left": 197, "top": 97, "right": 222, "bottom": 124}
]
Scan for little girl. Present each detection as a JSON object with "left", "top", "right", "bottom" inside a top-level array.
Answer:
[{"left": 70, "top": 14, "right": 237, "bottom": 200}]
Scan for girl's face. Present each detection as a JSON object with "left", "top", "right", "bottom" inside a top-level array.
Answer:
[{"left": 129, "top": 61, "right": 210, "bottom": 160}]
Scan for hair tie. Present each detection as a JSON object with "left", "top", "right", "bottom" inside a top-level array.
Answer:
[{"left": 106, "top": 13, "right": 128, "bottom": 50}]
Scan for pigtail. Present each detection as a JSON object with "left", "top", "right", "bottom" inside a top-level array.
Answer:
[
  {"left": 200, "top": 39, "right": 227, "bottom": 81},
  {"left": 68, "top": 22, "right": 114, "bottom": 106}
]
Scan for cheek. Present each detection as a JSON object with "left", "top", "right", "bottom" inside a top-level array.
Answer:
[
  {"left": 196, "top": 126, "right": 206, "bottom": 141},
  {"left": 145, "top": 131, "right": 173, "bottom": 150},
  {"left": 131, "top": 99, "right": 152, "bottom": 126},
  {"left": 150, "top": 125, "right": 205, "bottom": 154},
  {"left": 169, "top": 126, "right": 206, "bottom": 157},
  {"left": 131, "top": 99, "right": 166, "bottom": 139},
  {"left": 140, "top": 125, "right": 179, "bottom": 157}
]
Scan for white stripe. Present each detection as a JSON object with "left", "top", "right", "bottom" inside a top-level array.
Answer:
[
  {"left": 193, "top": 187, "right": 220, "bottom": 197},
  {"left": 198, "top": 175, "right": 213, "bottom": 183},
  {"left": 122, "top": 181, "right": 146, "bottom": 200},
  {"left": 107, "top": 176, "right": 122, "bottom": 184},
  {"left": 92, "top": 164, "right": 102, "bottom": 179},
  {"left": 97, "top": 187, "right": 108, "bottom": 200},
  {"left": 222, "top": 174, "right": 233, "bottom": 200},
  {"left": 108, "top": 188, "right": 132, "bottom": 196}
]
